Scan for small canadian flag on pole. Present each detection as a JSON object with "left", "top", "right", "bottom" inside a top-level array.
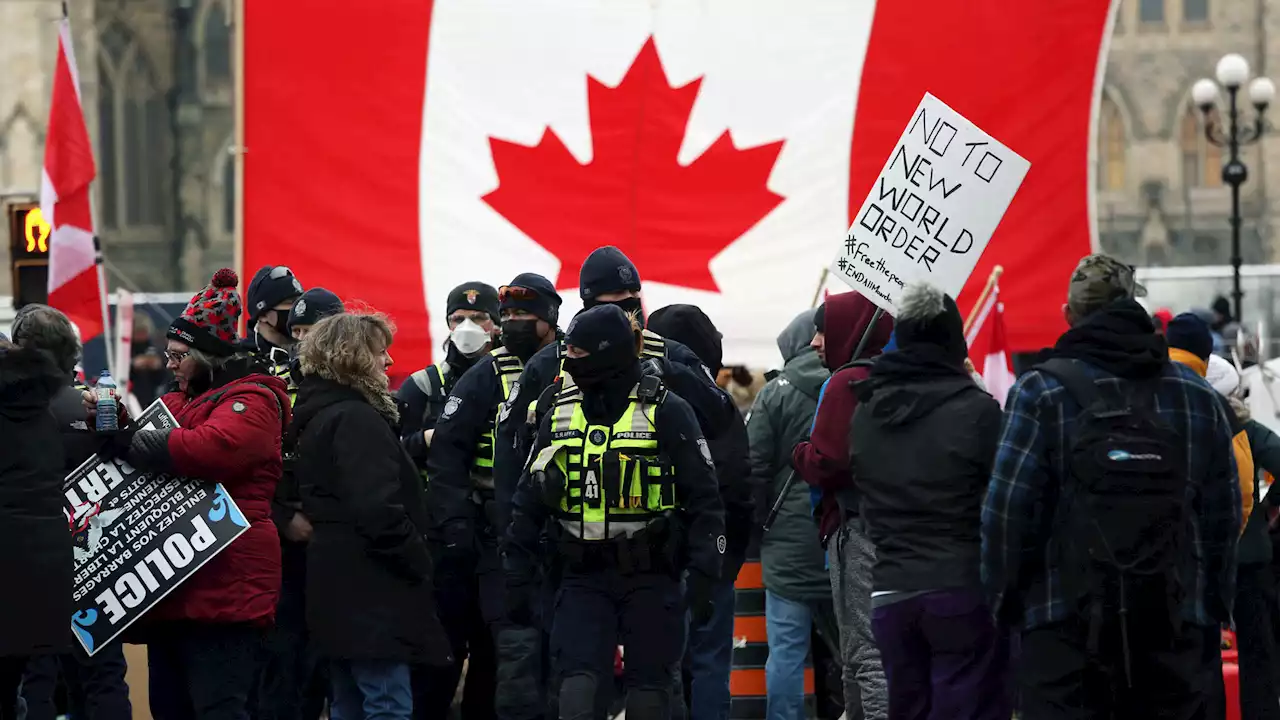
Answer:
[
  {"left": 965, "top": 269, "right": 1016, "bottom": 408},
  {"left": 41, "top": 7, "right": 112, "bottom": 364}
]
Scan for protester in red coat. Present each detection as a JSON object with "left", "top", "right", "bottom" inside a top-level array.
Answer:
[{"left": 95, "top": 269, "right": 290, "bottom": 719}]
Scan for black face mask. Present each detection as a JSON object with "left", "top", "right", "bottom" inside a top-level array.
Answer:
[
  {"left": 501, "top": 319, "right": 543, "bottom": 361},
  {"left": 562, "top": 354, "right": 627, "bottom": 389},
  {"left": 599, "top": 297, "right": 644, "bottom": 326}
]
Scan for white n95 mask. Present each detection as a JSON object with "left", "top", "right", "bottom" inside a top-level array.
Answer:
[{"left": 451, "top": 319, "right": 490, "bottom": 356}]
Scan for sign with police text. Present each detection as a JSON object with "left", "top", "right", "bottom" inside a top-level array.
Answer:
[
  {"left": 830, "top": 93, "right": 1030, "bottom": 313},
  {"left": 66, "top": 400, "right": 249, "bottom": 655}
]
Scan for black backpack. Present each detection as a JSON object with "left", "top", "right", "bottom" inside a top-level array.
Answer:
[{"left": 1037, "top": 359, "right": 1190, "bottom": 681}]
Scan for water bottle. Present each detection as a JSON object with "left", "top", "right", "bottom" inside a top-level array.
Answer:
[{"left": 95, "top": 370, "right": 119, "bottom": 433}]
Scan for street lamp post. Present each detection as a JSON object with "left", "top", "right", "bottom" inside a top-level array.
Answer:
[{"left": 1193, "top": 53, "right": 1275, "bottom": 324}]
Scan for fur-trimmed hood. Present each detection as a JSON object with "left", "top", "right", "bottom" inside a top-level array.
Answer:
[{"left": 0, "top": 346, "right": 65, "bottom": 420}]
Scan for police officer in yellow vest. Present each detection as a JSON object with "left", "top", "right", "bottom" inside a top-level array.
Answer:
[
  {"left": 258, "top": 287, "right": 344, "bottom": 720},
  {"left": 423, "top": 273, "right": 563, "bottom": 720},
  {"left": 504, "top": 304, "right": 725, "bottom": 720},
  {"left": 399, "top": 282, "right": 502, "bottom": 476}
]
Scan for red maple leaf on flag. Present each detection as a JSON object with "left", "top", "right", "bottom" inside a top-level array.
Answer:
[{"left": 483, "top": 37, "right": 785, "bottom": 292}]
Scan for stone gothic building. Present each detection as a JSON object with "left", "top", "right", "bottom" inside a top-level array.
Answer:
[
  {"left": 0, "top": 0, "right": 234, "bottom": 294},
  {"left": 2, "top": 0, "right": 1280, "bottom": 296}
]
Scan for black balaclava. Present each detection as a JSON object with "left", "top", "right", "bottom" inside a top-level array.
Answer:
[
  {"left": 500, "top": 273, "right": 562, "bottom": 362},
  {"left": 579, "top": 246, "right": 644, "bottom": 322},
  {"left": 647, "top": 304, "right": 723, "bottom": 374},
  {"left": 562, "top": 305, "right": 642, "bottom": 423}
]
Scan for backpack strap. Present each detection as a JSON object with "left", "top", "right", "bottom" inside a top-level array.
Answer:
[{"left": 1035, "top": 358, "right": 1110, "bottom": 413}]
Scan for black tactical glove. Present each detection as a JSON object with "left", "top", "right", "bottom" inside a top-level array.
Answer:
[
  {"left": 127, "top": 428, "right": 172, "bottom": 474},
  {"left": 687, "top": 570, "right": 716, "bottom": 626}
]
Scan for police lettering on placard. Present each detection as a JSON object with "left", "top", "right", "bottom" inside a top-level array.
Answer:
[
  {"left": 830, "top": 93, "right": 1031, "bottom": 313},
  {"left": 66, "top": 400, "right": 250, "bottom": 656}
]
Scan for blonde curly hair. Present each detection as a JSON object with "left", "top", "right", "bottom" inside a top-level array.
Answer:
[{"left": 298, "top": 312, "right": 398, "bottom": 420}]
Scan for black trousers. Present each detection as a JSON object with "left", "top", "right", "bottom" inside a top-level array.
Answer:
[
  {"left": 256, "top": 543, "right": 328, "bottom": 720},
  {"left": 148, "top": 622, "right": 264, "bottom": 720},
  {"left": 0, "top": 656, "right": 26, "bottom": 720},
  {"left": 1017, "top": 613, "right": 1208, "bottom": 720},
  {"left": 22, "top": 644, "right": 133, "bottom": 720},
  {"left": 1236, "top": 563, "right": 1280, "bottom": 720},
  {"left": 414, "top": 544, "right": 502, "bottom": 720}
]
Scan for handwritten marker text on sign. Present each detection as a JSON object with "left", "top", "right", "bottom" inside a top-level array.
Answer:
[{"left": 831, "top": 93, "right": 1030, "bottom": 314}]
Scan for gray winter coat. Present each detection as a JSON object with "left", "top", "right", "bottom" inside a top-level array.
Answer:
[{"left": 750, "top": 310, "right": 831, "bottom": 602}]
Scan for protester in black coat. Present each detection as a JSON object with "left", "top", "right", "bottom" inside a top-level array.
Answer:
[
  {"left": 850, "top": 282, "right": 1007, "bottom": 719},
  {"left": 10, "top": 305, "right": 133, "bottom": 720},
  {"left": 0, "top": 341, "right": 72, "bottom": 719},
  {"left": 292, "top": 314, "right": 451, "bottom": 718}
]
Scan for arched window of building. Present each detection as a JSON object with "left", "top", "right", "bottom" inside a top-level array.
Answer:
[
  {"left": 1180, "top": 103, "right": 1223, "bottom": 189},
  {"left": 97, "top": 22, "right": 168, "bottom": 230},
  {"left": 1097, "top": 95, "right": 1126, "bottom": 191},
  {"left": 196, "top": 0, "right": 233, "bottom": 103}
]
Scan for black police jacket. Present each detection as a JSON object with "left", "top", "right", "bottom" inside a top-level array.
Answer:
[
  {"left": 502, "top": 384, "right": 725, "bottom": 586},
  {"left": 426, "top": 352, "right": 513, "bottom": 545}
]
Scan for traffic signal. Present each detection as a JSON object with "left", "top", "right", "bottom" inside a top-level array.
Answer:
[{"left": 7, "top": 201, "right": 50, "bottom": 308}]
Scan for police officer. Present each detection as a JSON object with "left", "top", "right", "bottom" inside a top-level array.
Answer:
[
  {"left": 398, "top": 281, "right": 502, "bottom": 473},
  {"left": 245, "top": 265, "right": 305, "bottom": 372},
  {"left": 258, "top": 287, "right": 345, "bottom": 720},
  {"left": 495, "top": 246, "right": 735, "bottom": 530},
  {"left": 422, "top": 273, "right": 562, "bottom": 720},
  {"left": 504, "top": 304, "right": 725, "bottom": 720}
]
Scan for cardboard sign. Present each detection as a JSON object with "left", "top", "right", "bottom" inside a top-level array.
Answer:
[
  {"left": 830, "top": 93, "right": 1030, "bottom": 313},
  {"left": 66, "top": 400, "right": 250, "bottom": 655}
]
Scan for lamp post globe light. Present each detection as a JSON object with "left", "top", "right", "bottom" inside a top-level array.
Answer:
[{"left": 1193, "top": 53, "right": 1274, "bottom": 323}]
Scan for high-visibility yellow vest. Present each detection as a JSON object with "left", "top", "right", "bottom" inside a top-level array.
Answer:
[
  {"left": 471, "top": 347, "right": 524, "bottom": 488},
  {"left": 529, "top": 379, "right": 676, "bottom": 541}
]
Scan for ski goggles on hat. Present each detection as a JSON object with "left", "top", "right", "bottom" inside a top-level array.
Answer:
[
  {"left": 499, "top": 285, "right": 539, "bottom": 302},
  {"left": 269, "top": 266, "right": 294, "bottom": 279}
]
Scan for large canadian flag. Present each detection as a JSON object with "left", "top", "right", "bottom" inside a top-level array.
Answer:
[
  {"left": 244, "top": 0, "right": 1117, "bottom": 372},
  {"left": 42, "top": 17, "right": 103, "bottom": 340}
]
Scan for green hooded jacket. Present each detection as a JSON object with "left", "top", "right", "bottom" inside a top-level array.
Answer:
[{"left": 749, "top": 309, "right": 831, "bottom": 601}]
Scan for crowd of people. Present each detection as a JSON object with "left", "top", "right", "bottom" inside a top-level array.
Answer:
[{"left": 0, "top": 246, "right": 1275, "bottom": 720}]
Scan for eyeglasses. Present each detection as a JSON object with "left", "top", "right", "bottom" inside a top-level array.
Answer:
[
  {"left": 499, "top": 285, "right": 538, "bottom": 302},
  {"left": 164, "top": 350, "right": 189, "bottom": 363}
]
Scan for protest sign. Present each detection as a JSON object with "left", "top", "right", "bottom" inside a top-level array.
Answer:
[
  {"left": 831, "top": 93, "right": 1030, "bottom": 313},
  {"left": 66, "top": 400, "right": 249, "bottom": 655}
]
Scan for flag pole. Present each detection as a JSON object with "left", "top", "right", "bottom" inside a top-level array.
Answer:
[
  {"left": 62, "top": 1, "right": 116, "bottom": 377},
  {"left": 810, "top": 267, "right": 830, "bottom": 309},
  {"left": 233, "top": 0, "right": 245, "bottom": 295},
  {"left": 963, "top": 265, "right": 1004, "bottom": 336}
]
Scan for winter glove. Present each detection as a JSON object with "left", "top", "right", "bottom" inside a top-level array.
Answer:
[
  {"left": 127, "top": 428, "right": 172, "bottom": 474},
  {"left": 505, "top": 582, "right": 535, "bottom": 627},
  {"left": 687, "top": 570, "right": 716, "bottom": 626},
  {"left": 641, "top": 356, "right": 668, "bottom": 379},
  {"left": 94, "top": 422, "right": 137, "bottom": 462}
]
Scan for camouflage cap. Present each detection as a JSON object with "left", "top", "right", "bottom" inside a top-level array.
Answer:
[{"left": 1067, "top": 253, "right": 1146, "bottom": 317}]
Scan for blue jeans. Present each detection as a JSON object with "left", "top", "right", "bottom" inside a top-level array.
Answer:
[
  {"left": 765, "top": 591, "right": 813, "bottom": 720},
  {"left": 330, "top": 660, "right": 413, "bottom": 720},
  {"left": 684, "top": 576, "right": 736, "bottom": 720}
]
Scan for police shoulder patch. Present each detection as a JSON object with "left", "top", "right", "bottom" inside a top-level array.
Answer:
[
  {"left": 442, "top": 396, "right": 462, "bottom": 420},
  {"left": 696, "top": 438, "right": 714, "bottom": 468}
]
